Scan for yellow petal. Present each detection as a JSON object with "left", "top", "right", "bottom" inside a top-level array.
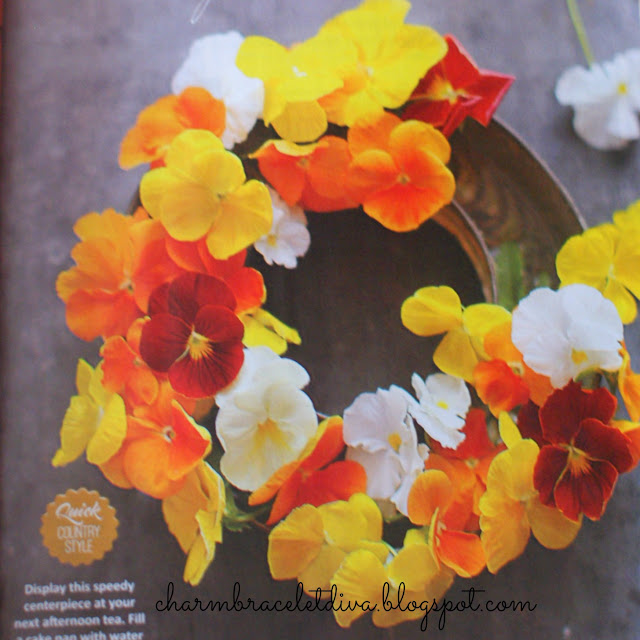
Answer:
[
  {"left": 330, "top": 549, "right": 386, "bottom": 628},
  {"left": 52, "top": 395, "right": 98, "bottom": 467},
  {"left": 236, "top": 36, "right": 291, "bottom": 83},
  {"left": 139, "top": 168, "right": 182, "bottom": 221},
  {"left": 556, "top": 226, "right": 615, "bottom": 288},
  {"left": 86, "top": 393, "right": 127, "bottom": 465},
  {"left": 527, "top": 496, "right": 582, "bottom": 549},
  {"left": 271, "top": 101, "right": 328, "bottom": 143},
  {"left": 602, "top": 277, "right": 636, "bottom": 324},
  {"left": 433, "top": 327, "right": 477, "bottom": 383},
  {"left": 498, "top": 412, "right": 522, "bottom": 450},
  {"left": 76, "top": 358, "right": 94, "bottom": 396},
  {"left": 268, "top": 504, "right": 325, "bottom": 580},
  {"left": 485, "top": 440, "right": 538, "bottom": 502},
  {"left": 162, "top": 471, "right": 205, "bottom": 554},
  {"left": 318, "top": 493, "right": 383, "bottom": 551},
  {"left": 387, "top": 542, "right": 439, "bottom": 592},
  {"left": 298, "top": 544, "right": 347, "bottom": 594},
  {"left": 159, "top": 181, "right": 218, "bottom": 241},
  {"left": 479, "top": 491, "right": 530, "bottom": 574},
  {"left": 401, "top": 286, "right": 462, "bottom": 337},
  {"left": 164, "top": 128, "right": 225, "bottom": 171},
  {"left": 206, "top": 180, "right": 273, "bottom": 259},
  {"left": 612, "top": 234, "right": 640, "bottom": 301},
  {"left": 241, "top": 308, "right": 300, "bottom": 355},
  {"left": 462, "top": 303, "right": 511, "bottom": 340}
]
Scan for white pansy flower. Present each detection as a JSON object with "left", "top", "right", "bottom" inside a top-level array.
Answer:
[
  {"left": 409, "top": 373, "right": 470, "bottom": 449},
  {"left": 254, "top": 189, "right": 311, "bottom": 269},
  {"left": 343, "top": 385, "right": 427, "bottom": 516},
  {"left": 172, "top": 31, "right": 264, "bottom": 148},
  {"left": 555, "top": 49, "right": 640, "bottom": 150},
  {"left": 511, "top": 284, "right": 623, "bottom": 388},
  {"left": 215, "top": 347, "right": 317, "bottom": 491}
]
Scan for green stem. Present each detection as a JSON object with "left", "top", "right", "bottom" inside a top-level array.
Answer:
[{"left": 566, "top": 0, "right": 595, "bottom": 66}]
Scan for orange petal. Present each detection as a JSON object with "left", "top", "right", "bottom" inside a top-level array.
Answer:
[
  {"left": 254, "top": 142, "right": 307, "bottom": 206},
  {"left": 407, "top": 469, "right": 454, "bottom": 526},
  {"left": 362, "top": 179, "right": 454, "bottom": 232},
  {"left": 66, "top": 289, "right": 142, "bottom": 341},
  {"left": 347, "top": 149, "right": 398, "bottom": 202},
  {"left": 347, "top": 111, "right": 400, "bottom": 155},
  {"left": 436, "top": 527, "right": 485, "bottom": 578}
]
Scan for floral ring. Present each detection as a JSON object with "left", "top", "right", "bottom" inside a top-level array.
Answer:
[{"left": 54, "top": 0, "right": 640, "bottom": 631}]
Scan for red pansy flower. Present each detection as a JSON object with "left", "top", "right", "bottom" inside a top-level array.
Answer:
[
  {"left": 533, "top": 382, "right": 633, "bottom": 521},
  {"left": 139, "top": 273, "right": 244, "bottom": 398},
  {"left": 403, "top": 35, "right": 514, "bottom": 137}
]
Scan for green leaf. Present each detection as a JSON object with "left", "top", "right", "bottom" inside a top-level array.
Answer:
[{"left": 495, "top": 242, "right": 526, "bottom": 311}]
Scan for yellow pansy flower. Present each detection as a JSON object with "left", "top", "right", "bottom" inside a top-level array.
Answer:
[
  {"left": 162, "top": 462, "right": 226, "bottom": 586},
  {"left": 267, "top": 494, "right": 389, "bottom": 595},
  {"left": 401, "top": 286, "right": 510, "bottom": 382},
  {"left": 53, "top": 359, "right": 127, "bottom": 467},
  {"left": 556, "top": 223, "right": 640, "bottom": 324},
  {"left": 140, "top": 129, "right": 272, "bottom": 260},
  {"left": 318, "top": 0, "right": 447, "bottom": 126},
  {"left": 236, "top": 32, "right": 351, "bottom": 142},
  {"left": 330, "top": 530, "right": 454, "bottom": 628},
  {"left": 479, "top": 414, "right": 581, "bottom": 574}
]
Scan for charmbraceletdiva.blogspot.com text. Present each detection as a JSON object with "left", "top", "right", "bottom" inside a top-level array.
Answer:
[{"left": 156, "top": 581, "right": 537, "bottom": 631}]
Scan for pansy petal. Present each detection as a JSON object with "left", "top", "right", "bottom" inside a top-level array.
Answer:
[
  {"left": 207, "top": 180, "right": 273, "bottom": 260},
  {"left": 86, "top": 394, "right": 127, "bottom": 465},
  {"left": 527, "top": 496, "right": 582, "bottom": 549},
  {"left": 401, "top": 286, "right": 462, "bottom": 336},
  {"left": 268, "top": 504, "right": 325, "bottom": 580},
  {"left": 139, "top": 314, "right": 191, "bottom": 372},
  {"left": 436, "top": 527, "right": 485, "bottom": 578},
  {"left": 407, "top": 469, "right": 453, "bottom": 526},
  {"left": 479, "top": 491, "right": 529, "bottom": 573},
  {"left": 574, "top": 418, "right": 633, "bottom": 474},
  {"left": 553, "top": 458, "right": 618, "bottom": 521},
  {"left": 534, "top": 445, "right": 568, "bottom": 506}
]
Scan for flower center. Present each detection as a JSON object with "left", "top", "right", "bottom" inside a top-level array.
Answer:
[
  {"left": 187, "top": 330, "right": 212, "bottom": 360},
  {"left": 162, "top": 425, "right": 176, "bottom": 443},
  {"left": 387, "top": 432, "right": 402, "bottom": 452},
  {"left": 267, "top": 233, "right": 279, "bottom": 247},
  {"left": 436, "top": 400, "right": 449, "bottom": 410},
  {"left": 618, "top": 82, "right": 629, "bottom": 95},
  {"left": 566, "top": 446, "right": 590, "bottom": 476},
  {"left": 571, "top": 349, "right": 588, "bottom": 365}
]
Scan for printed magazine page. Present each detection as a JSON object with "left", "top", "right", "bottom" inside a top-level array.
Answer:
[{"left": 3, "top": 1, "right": 640, "bottom": 638}]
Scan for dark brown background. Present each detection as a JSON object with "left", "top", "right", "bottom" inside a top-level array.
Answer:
[{"left": 3, "top": 1, "right": 640, "bottom": 639}]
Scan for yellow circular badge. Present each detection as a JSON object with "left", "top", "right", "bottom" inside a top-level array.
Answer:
[{"left": 40, "top": 488, "right": 118, "bottom": 566}]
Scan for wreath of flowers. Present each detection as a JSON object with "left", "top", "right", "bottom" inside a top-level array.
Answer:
[{"left": 53, "top": 0, "right": 640, "bottom": 630}]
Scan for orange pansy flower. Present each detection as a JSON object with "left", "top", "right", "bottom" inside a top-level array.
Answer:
[
  {"left": 407, "top": 468, "right": 485, "bottom": 578},
  {"left": 119, "top": 87, "right": 226, "bottom": 169},
  {"left": 101, "top": 397, "right": 210, "bottom": 499},
  {"left": 346, "top": 112, "right": 455, "bottom": 231},
  {"left": 249, "top": 416, "right": 366, "bottom": 525},
  {"left": 56, "top": 209, "right": 144, "bottom": 341},
  {"left": 253, "top": 137, "right": 357, "bottom": 212}
]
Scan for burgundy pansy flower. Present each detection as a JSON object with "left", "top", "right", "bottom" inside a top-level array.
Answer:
[
  {"left": 403, "top": 35, "right": 514, "bottom": 137},
  {"left": 139, "top": 272, "right": 244, "bottom": 398},
  {"left": 530, "top": 382, "right": 633, "bottom": 522}
]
